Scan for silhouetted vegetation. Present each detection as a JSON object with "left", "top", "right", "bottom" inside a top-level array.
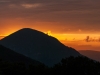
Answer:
[
  {"left": 51, "top": 56, "right": 100, "bottom": 75},
  {"left": 0, "top": 56, "right": 100, "bottom": 75}
]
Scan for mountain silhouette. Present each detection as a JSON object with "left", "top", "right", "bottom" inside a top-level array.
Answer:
[
  {"left": 79, "top": 50, "right": 100, "bottom": 62},
  {"left": 0, "top": 28, "right": 80, "bottom": 66},
  {"left": 0, "top": 45, "right": 41, "bottom": 65}
]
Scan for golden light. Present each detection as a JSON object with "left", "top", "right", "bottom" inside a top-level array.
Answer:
[{"left": 47, "top": 31, "right": 52, "bottom": 36}]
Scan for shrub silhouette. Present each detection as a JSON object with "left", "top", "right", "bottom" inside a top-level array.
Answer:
[
  {"left": 0, "top": 56, "right": 100, "bottom": 75},
  {"left": 52, "top": 56, "right": 100, "bottom": 75}
]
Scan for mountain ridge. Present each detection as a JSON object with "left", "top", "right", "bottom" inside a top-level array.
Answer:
[
  {"left": 0, "top": 28, "right": 80, "bottom": 66},
  {"left": 0, "top": 44, "right": 42, "bottom": 65}
]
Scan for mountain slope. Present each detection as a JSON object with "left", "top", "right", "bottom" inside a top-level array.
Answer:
[
  {"left": 0, "top": 28, "right": 80, "bottom": 66},
  {"left": 0, "top": 45, "right": 41, "bottom": 65},
  {"left": 79, "top": 50, "right": 100, "bottom": 62}
]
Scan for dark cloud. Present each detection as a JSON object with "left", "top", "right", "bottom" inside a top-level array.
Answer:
[{"left": 0, "top": 0, "right": 100, "bottom": 33}]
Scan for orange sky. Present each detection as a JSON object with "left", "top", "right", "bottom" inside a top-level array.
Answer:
[
  {"left": 1, "top": 28, "right": 100, "bottom": 51},
  {"left": 0, "top": 0, "right": 100, "bottom": 51},
  {"left": 46, "top": 32, "right": 100, "bottom": 51}
]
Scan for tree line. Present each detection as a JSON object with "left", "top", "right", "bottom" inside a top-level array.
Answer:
[{"left": 0, "top": 56, "right": 100, "bottom": 75}]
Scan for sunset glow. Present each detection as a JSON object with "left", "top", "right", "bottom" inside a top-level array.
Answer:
[
  {"left": 0, "top": 0, "right": 100, "bottom": 51},
  {"left": 1, "top": 29, "right": 100, "bottom": 51},
  {"left": 1, "top": 0, "right": 100, "bottom": 74}
]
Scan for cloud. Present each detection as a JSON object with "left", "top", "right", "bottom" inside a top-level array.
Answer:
[
  {"left": 21, "top": 3, "right": 42, "bottom": 8},
  {"left": 0, "top": 0, "right": 10, "bottom": 3},
  {"left": 0, "top": 0, "right": 100, "bottom": 33},
  {"left": 9, "top": 4, "right": 18, "bottom": 8}
]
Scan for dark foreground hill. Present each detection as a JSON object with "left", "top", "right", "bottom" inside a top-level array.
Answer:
[
  {"left": 1, "top": 56, "right": 100, "bottom": 75},
  {"left": 79, "top": 50, "right": 100, "bottom": 62},
  {"left": 0, "top": 45, "right": 41, "bottom": 65},
  {"left": 0, "top": 28, "right": 80, "bottom": 66}
]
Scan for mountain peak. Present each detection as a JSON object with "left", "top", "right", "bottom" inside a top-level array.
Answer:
[
  {"left": 0, "top": 28, "right": 80, "bottom": 66},
  {"left": 19, "top": 28, "right": 40, "bottom": 32},
  {"left": 14, "top": 28, "right": 44, "bottom": 35}
]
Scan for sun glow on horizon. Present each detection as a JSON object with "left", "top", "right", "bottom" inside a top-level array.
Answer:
[
  {"left": 1, "top": 28, "right": 100, "bottom": 41},
  {"left": 44, "top": 30, "right": 100, "bottom": 41},
  {"left": 1, "top": 29, "right": 100, "bottom": 50}
]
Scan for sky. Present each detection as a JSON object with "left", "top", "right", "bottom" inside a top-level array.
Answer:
[{"left": 0, "top": 0, "right": 100, "bottom": 50}]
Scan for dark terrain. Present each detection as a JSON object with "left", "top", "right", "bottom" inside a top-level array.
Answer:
[
  {"left": 0, "top": 28, "right": 80, "bottom": 66},
  {"left": 0, "top": 45, "right": 41, "bottom": 65},
  {"left": 0, "top": 28, "right": 100, "bottom": 75}
]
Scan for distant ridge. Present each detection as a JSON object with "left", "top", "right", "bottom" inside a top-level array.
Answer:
[
  {"left": 79, "top": 50, "right": 100, "bottom": 62},
  {"left": 0, "top": 28, "right": 80, "bottom": 66},
  {"left": 0, "top": 45, "right": 41, "bottom": 65}
]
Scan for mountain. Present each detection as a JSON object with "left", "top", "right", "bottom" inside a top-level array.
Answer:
[
  {"left": 0, "top": 28, "right": 80, "bottom": 66},
  {"left": 0, "top": 45, "right": 41, "bottom": 65},
  {"left": 79, "top": 50, "right": 100, "bottom": 62}
]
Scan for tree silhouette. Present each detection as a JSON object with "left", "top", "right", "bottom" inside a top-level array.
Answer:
[
  {"left": 0, "top": 56, "right": 100, "bottom": 75},
  {"left": 51, "top": 56, "right": 100, "bottom": 75}
]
